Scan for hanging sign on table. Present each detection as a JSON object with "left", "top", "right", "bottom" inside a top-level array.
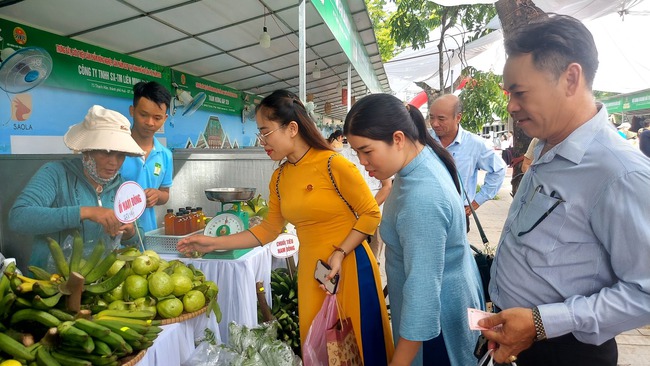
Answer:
[
  {"left": 269, "top": 233, "right": 300, "bottom": 259},
  {"left": 113, "top": 181, "right": 147, "bottom": 223}
]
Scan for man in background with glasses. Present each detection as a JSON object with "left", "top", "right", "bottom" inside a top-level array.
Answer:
[{"left": 477, "top": 14, "right": 650, "bottom": 366}]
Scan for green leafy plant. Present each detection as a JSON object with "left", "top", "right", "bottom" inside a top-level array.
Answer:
[{"left": 459, "top": 67, "right": 509, "bottom": 134}]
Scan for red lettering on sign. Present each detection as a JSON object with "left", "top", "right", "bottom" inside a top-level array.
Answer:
[{"left": 131, "top": 195, "right": 142, "bottom": 205}]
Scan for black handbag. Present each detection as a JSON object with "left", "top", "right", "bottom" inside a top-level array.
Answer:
[{"left": 462, "top": 184, "right": 494, "bottom": 303}]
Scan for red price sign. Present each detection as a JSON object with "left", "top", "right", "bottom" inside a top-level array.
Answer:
[
  {"left": 113, "top": 181, "right": 146, "bottom": 224},
  {"left": 269, "top": 233, "right": 299, "bottom": 259}
]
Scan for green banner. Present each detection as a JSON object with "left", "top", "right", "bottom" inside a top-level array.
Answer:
[
  {"left": 171, "top": 70, "right": 242, "bottom": 115},
  {"left": 0, "top": 18, "right": 169, "bottom": 98},
  {"left": 601, "top": 89, "right": 650, "bottom": 114},
  {"left": 311, "top": 0, "right": 383, "bottom": 93}
]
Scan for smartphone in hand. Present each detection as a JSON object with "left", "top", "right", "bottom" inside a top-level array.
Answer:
[{"left": 314, "top": 259, "right": 340, "bottom": 294}]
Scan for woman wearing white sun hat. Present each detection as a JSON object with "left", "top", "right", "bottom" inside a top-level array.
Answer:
[{"left": 9, "top": 105, "right": 145, "bottom": 271}]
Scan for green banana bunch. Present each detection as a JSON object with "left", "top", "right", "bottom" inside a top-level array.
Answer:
[
  {"left": 2, "top": 312, "right": 163, "bottom": 364},
  {"left": 267, "top": 268, "right": 300, "bottom": 355}
]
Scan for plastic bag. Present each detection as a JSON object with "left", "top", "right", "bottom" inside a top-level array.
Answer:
[
  {"left": 477, "top": 349, "right": 518, "bottom": 366},
  {"left": 302, "top": 294, "right": 340, "bottom": 366},
  {"left": 46, "top": 233, "right": 74, "bottom": 274},
  {"left": 181, "top": 341, "right": 247, "bottom": 366},
  {"left": 258, "top": 338, "right": 296, "bottom": 365},
  {"left": 224, "top": 321, "right": 302, "bottom": 366}
]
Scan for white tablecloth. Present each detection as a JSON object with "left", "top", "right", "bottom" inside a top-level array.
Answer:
[
  {"left": 136, "top": 311, "right": 220, "bottom": 366},
  {"left": 160, "top": 246, "right": 272, "bottom": 345}
]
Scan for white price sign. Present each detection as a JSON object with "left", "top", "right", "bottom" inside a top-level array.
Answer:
[
  {"left": 113, "top": 181, "right": 146, "bottom": 224},
  {"left": 269, "top": 233, "right": 299, "bottom": 259}
]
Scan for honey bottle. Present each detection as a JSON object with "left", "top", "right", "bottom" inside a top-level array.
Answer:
[
  {"left": 196, "top": 207, "right": 206, "bottom": 229},
  {"left": 182, "top": 210, "right": 191, "bottom": 235},
  {"left": 164, "top": 209, "right": 175, "bottom": 235},
  {"left": 174, "top": 212, "right": 185, "bottom": 235},
  {"left": 189, "top": 208, "right": 199, "bottom": 232}
]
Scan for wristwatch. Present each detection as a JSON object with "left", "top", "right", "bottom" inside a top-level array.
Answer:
[{"left": 532, "top": 306, "right": 547, "bottom": 341}]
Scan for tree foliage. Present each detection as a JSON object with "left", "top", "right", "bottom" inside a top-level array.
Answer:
[
  {"left": 459, "top": 67, "right": 508, "bottom": 134},
  {"left": 388, "top": 0, "right": 496, "bottom": 91},
  {"left": 366, "top": 0, "right": 398, "bottom": 62}
]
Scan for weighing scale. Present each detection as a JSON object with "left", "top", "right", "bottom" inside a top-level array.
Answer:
[{"left": 202, "top": 188, "right": 256, "bottom": 259}]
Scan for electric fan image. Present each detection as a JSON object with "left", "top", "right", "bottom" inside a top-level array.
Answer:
[
  {"left": 171, "top": 82, "right": 206, "bottom": 117},
  {"left": 0, "top": 46, "right": 53, "bottom": 93}
]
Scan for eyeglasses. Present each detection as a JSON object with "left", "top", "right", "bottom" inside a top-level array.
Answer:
[
  {"left": 518, "top": 187, "right": 564, "bottom": 236},
  {"left": 256, "top": 125, "right": 286, "bottom": 144}
]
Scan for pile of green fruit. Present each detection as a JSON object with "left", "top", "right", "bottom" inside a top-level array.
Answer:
[
  {"left": 267, "top": 268, "right": 299, "bottom": 355},
  {"left": 102, "top": 247, "right": 221, "bottom": 321},
  {"left": 236, "top": 194, "right": 269, "bottom": 227},
  {"left": 0, "top": 233, "right": 222, "bottom": 365}
]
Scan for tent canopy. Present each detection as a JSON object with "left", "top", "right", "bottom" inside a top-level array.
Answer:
[
  {"left": 386, "top": 0, "right": 650, "bottom": 97},
  {"left": 0, "top": 0, "right": 390, "bottom": 121}
]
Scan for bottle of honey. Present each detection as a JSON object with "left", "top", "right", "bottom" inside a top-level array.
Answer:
[
  {"left": 164, "top": 209, "right": 175, "bottom": 235},
  {"left": 189, "top": 208, "right": 199, "bottom": 232},
  {"left": 196, "top": 207, "right": 206, "bottom": 229},
  {"left": 174, "top": 212, "right": 185, "bottom": 235}
]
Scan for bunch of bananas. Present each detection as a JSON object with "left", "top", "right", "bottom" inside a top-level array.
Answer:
[
  {"left": 268, "top": 268, "right": 300, "bottom": 355},
  {"left": 2, "top": 260, "right": 163, "bottom": 364},
  {"left": 0, "top": 307, "right": 161, "bottom": 366}
]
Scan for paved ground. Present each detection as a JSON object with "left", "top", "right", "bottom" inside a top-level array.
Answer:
[{"left": 377, "top": 168, "right": 650, "bottom": 365}]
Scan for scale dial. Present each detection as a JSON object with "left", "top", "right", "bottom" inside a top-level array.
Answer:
[{"left": 204, "top": 212, "right": 246, "bottom": 237}]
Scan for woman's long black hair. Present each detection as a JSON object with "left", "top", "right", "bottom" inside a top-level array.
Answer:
[
  {"left": 256, "top": 89, "right": 331, "bottom": 151},
  {"left": 343, "top": 94, "right": 460, "bottom": 193}
]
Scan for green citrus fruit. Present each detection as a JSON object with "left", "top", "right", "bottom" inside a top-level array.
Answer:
[
  {"left": 170, "top": 273, "right": 193, "bottom": 297},
  {"left": 132, "top": 255, "right": 158, "bottom": 275},
  {"left": 172, "top": 265, "right": 194, "bottom": 280},
  {"left": 157, "top": 259, "right": 170, "bottom": 272},
  {"left": 102, "top": 282, "right": 124, "bottom": 303},
  {"left": 157, "top": 298, "right": 184, "bottom": 319},
  {"left": 124, "top": 274, "right": 149, "bottom": 299},
  {"left": 130, "top": 297, "right": 157, "bottom": 317},
  {"left": 108, "top": 300, "right": 129, "bottom": 311},
  {"left": 182, "top": 290, "right": 206, "bottom": 313},
  {"left": 256, "top": 206, "right": 269, "bottom": 218},
  {"left": 148, "top": 271, "right": 174, "bottom": 298},
  {"left": 143, "top": 250, "right": 161, "bottom": 260},
  {"left": 106, "top": 259, "right": 126, "bottom": 277},
  {"left": 121, "top": 247, "right": 141, "bottom": 257},
  {"left": 241, "top": 204, "right": 255, "bottom": 216}
]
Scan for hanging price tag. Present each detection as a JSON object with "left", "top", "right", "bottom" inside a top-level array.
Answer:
[
  {"left": 269, "top": 233, "right": 300, "bottom": 259},
  {"left": 113, "top": 181, "right": 146, "bottom": 224}
]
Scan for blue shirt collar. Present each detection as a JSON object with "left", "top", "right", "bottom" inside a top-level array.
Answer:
[
  {"left": 537, "top": 104, "right": 607, "bottom": 165},
  {"left": 432, "top": 125, "right": 465, "bottom": 146}
]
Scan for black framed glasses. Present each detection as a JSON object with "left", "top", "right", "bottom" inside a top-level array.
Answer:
[{"left": 518, "top": 189, "right": 564, "bottom": 236}]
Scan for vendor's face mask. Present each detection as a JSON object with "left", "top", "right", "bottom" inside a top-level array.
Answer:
[{"left": 82, "top": 151, "right": 122, "bottom": 186}]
